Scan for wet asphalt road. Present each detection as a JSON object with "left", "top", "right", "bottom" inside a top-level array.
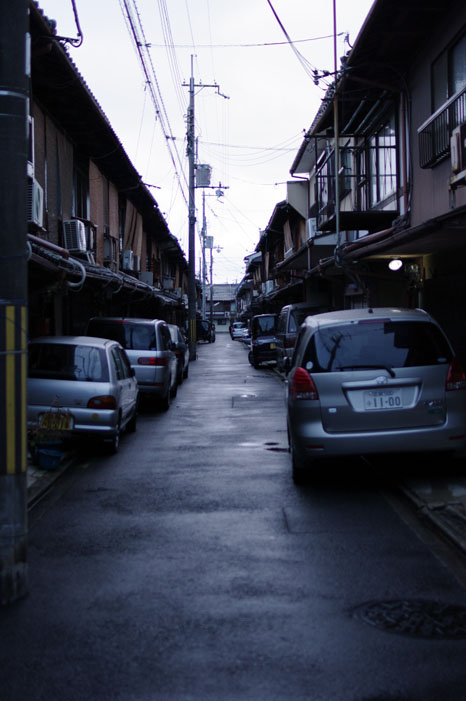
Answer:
[{"left": 3, "top": 332, "right": 466, "bottom": 699}]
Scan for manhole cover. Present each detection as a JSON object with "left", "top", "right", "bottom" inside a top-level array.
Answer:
[{"left": 354, "top": 600, "right": 466, "bottom": 639}]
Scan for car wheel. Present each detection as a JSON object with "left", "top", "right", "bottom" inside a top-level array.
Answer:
[
  {"left": 160, "top": 388, "right": 171, "bottom": 411},
  {"left": 291, "top": 443, "right": 308, "bottom": 486},
  {"left": 106, "top": 421, "right": 121, "bottom": 454}
]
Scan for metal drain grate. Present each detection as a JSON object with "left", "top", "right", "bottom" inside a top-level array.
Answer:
[{"left": 353, "top": 599, "right": 466, "bottom": 639}]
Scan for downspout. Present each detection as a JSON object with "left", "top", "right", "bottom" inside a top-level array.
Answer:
[{"left": 400, "top": 91, "right": 409, "bottom": 215}]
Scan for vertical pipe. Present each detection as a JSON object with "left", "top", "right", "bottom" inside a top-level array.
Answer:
[{"left": 0, "top": 0, "right": 29, "bottom": 604}]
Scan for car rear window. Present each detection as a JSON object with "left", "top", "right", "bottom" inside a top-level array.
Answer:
[
  {"left": 290, "top": 308, "right": 314, "bottom": 333},
  {"left": 302, "top": 321, "right": 452, "bottom": 373},
  {"left": 88, "top": 321, "right": 157, "bottom": 351},
  {"left": 253, "top": 316, "right": 276, "bottom": 336},
  {"left": 29, "top": 344, "right": 109, "bottom": 382}
]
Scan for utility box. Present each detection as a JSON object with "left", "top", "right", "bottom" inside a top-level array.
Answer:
[{"left": 196, "top": 164, "right": 212, "bottom": 188}]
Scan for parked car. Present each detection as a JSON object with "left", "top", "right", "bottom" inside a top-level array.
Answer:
[
  {"left": 230, "top": 321, "right": 247, "bottom": 340},
  {"left": 248, "top": 313, "right": 278, "bottom": 368},
  {"left": 28, "top": 336, "right": 139, "bottom": 454},
  {"left": 168, "top": 324, "right": 189, "bottom": 384},
  {"left": 196, "top": 318, "right": 216, "bottom": 343},
  {"left": 276, "top": 302, "right": 328, "bottom": 372},
  {"left": 86, "top": 317, "right": 177, "bottom": 410},
  {"left": 286, "top": 308, "right": 466, "bottom": 484}
]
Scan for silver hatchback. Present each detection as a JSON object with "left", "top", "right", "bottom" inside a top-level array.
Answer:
[
  {"left": 86, "top": 317, "right": 177, "bottom": 410},
  {"left": 286, "top": 308, "right": 466, "bottom": 484},
  {"left": 28, "top": 336, "right": 138, "bottom": 453}
]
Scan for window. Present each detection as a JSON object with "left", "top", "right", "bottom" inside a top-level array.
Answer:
[
  {"left": 432, "top": 32, "right": 466, "bottom": 112},
  {"left": 420, "top": 31, "right": 466, "bottom": 168},
  {"left": 357, "top": 115, "right": 397, "bottom": 208},
  {"left": 303, "top": 321, "right": 452, "bottom": 373},
  {"left": 29, "top": 344, "right": 108, "bottom": 382}
]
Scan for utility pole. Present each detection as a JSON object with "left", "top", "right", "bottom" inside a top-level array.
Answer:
[
  {"left": 186, "top": 56, "right": 197, "bottom": 361},
  {"left": 201, "top": 191, "right": 207, "bottom": 321},
  {"left": 184, "top": 60, "right": 228, "bottom": 359},
  {"left": 0, "top": 0, "right": 29, "bottom": 604}
]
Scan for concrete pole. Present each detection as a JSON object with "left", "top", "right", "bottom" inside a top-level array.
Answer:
[
  {"left": 201, "top": 192, "right": 206, "bottom": 320},
  {"left": 0, "top": 0, "right": 29, "bottom": 604},
  {"left": 187, "top": 57, "right": 197, "bottom": 360}
]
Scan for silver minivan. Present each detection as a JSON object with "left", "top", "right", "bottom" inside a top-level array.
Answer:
[
  {"left": 286, "top": 308, "right": 466, "bottom": 484},
  {"left": 86, "top": 317, "right": 177, "bottom": 410}
]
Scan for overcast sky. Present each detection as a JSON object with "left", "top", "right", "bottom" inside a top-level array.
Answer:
[{"left": 37, "top": 0, "right": 374, "bottom": 283}]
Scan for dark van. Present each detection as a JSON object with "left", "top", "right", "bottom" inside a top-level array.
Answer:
[
  {"left": 248, "top": 313, "right": 278, "bottom": 368},
  {"left": 276, "top": 303, "right": 327, "bottom": 372}
]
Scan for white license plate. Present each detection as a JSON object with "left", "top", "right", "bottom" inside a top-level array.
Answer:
[{"left": 363, "top": 389, "right": 403, "bottom": 411}]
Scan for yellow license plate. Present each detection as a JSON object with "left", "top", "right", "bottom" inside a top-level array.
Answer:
[
  {"left": 270, "top": 343, "right": 276, "bottom": 349},
  {"left": 40, "top": 412, "right": 73, "bottom": 431}
]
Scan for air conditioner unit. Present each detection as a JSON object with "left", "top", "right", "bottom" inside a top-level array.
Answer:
[
  {"left": 451, "top": 124, "right": 466, "bottom": 174},
  {"left": 122, "top": 250, "right": 133, "bottom": 271},
  {"left": 103, "top": 236, "right": 115, "bottom": 263},
  {"left": 264, "top": 280, "right": 274, "bottom": 294},
  {"left": 133, "top": 255, "right": 141, "bottom": 272},
  {"left": 139, "top": 271, "right": 153, "bottom": 286},
  {"left": 27, "top": 177, "right": 44, "bottom": 227},
  {"left": 163, "top": 277, "right": 174, "bottom": 290},
  {"left": 63, "top": 219, "right": 86, "bottom": 252},
  {"left": 305, "top": 218, "right": 317, "bottom": 240}
]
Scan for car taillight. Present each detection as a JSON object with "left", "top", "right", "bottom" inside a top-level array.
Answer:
[
  {"left": 446, "top": 357, "right": 466, "bottom": 391},
  {"left": 291, "top": 367, "right": 319, "bottom": 400},
  {"left": 87, "top": 395, "right": 117, "bottom": 409},
  {"left": 137, "top": 357, "right": 167, "bottom": 366}
]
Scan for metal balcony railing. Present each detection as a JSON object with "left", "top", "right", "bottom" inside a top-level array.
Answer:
[{"left": 418, "top": 86, "right": 466, "bottom": 168}]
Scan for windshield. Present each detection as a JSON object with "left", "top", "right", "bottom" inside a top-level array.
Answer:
[
  {"left": 302, "top": 321, "right": 452, "bottom": 372},
  {"left": 29, "top": 343, "right": 109, "bottom": 381},
  {"left": 253, "top": 316, "right": 276, "bottom": 336},
  {"left": 88, "top": 321, "right": 157, "bottom": 350}
]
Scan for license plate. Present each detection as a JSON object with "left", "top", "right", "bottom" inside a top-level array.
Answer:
[
  {"left": 363, "top": 389, "right": 403, "bottom": 411},
  {"left": 40, "top": 412, "right": 73, "bottom": 431},
  {"left": 270, "top": 342, "right": 276, "bottom": 349}
]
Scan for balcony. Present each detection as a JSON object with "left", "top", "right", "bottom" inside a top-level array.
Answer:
[
  {"left": 315, "top": 151, "right": 398, "bottom": 234},
  {"left": 418, "top": 86, "right": 466, "bottom": 169}
]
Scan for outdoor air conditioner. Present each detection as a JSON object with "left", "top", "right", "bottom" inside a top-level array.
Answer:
[
  {"left": 139, "top": 271, "right": 153, "bottom": 286},
  {"left": 122, "top": 250, "right": 134, "bottom": 271},
  {"left": 264, "top": 280, "right": 274, "bottom": 294},
  {"left": 27, "top": 177, "right": 44, "bottom": 227},
  {"left": 451, "top": 124, "right": 466, "bottom": 174},
  {"left": 305, "top": 217, "right": 317, "bottom": 240},
  {"left": 103, "top": 236, "right": 115, "bottom": 263},
  {"left": 63, "top": 219, "right": 86, "bottom": 252}
]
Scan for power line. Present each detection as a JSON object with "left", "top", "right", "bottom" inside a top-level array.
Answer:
[
  {"left": 119, "top": 0, "right": 189, "bottom": 207},
  {"left": 149, "top": 33, "right": 345, "bottom": 49}
]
